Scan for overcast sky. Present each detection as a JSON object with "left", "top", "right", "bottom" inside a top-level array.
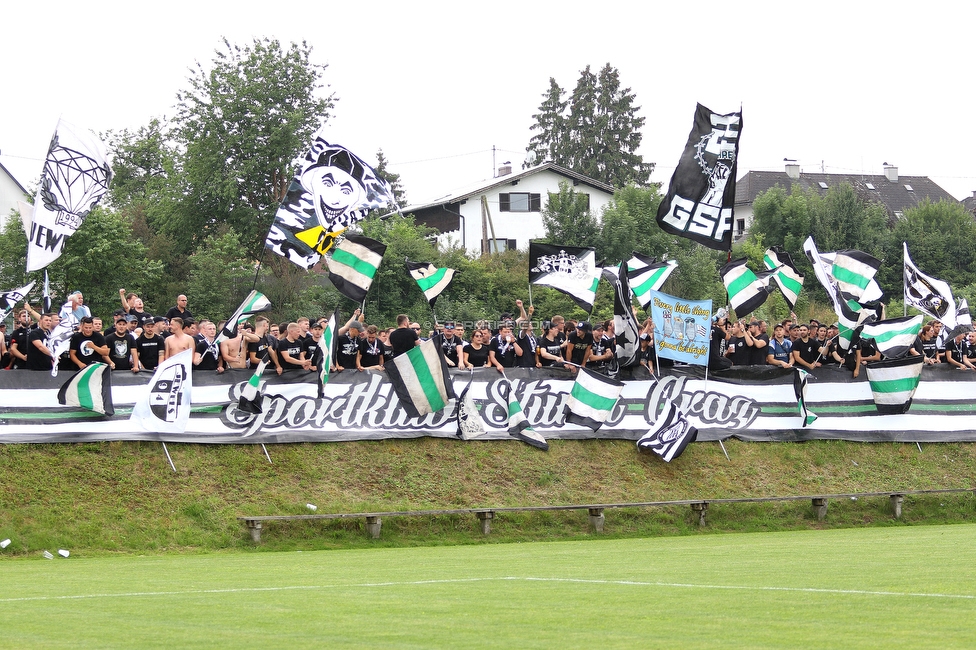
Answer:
[{"left": 3, "top": 1, "right": 974, "bottom": 207}]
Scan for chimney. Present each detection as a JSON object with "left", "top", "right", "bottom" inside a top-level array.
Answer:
[
  {"left": 883, "top": 163, "right": 898, "bottom": 183},
  {"left": 497, "top": 161, "right": 512, "bottom": 177},
  {"left": 785, "top": 162, "right": 800, "bottom": 180}
]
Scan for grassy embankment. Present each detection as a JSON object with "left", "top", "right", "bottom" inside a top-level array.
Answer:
[{"left": 1, "top": 438, "right": 974, "bottom": 556}]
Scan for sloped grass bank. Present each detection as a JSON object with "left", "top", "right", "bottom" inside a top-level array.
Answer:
[{"left": 0, "top": 438, "right": 974, "bottom": 555}]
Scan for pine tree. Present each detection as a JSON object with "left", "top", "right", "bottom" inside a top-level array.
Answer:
[
  {"left": 373, "top": 149, "right": 407, "bottom": 208},
  {"left": 524, "top": 64, "right": 653, "bottom": 187}
]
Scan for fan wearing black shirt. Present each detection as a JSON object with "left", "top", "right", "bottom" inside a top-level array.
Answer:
[
  {"left": 565, "top": 322, "right": 593, "bottom": 367},
  {"left": 489, "top": 323, "right": 521, "bottom": 370},
  {"left": 791, "top": 324, "right": 822, "bottom": 369},
  {"left": 134, "top": 317, "right": 163, "bottom": 371},
  {"left": 105, "top": 317, "right": 140, "bottom": 373},
  {"left": 389, "top": 314, "right": 420, "bottom": 357},
  {"left": 357, "top": 325, "right": 385, "bottom": 371}
]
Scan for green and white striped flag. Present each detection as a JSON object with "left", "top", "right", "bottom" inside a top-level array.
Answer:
[
  {"left": 504, "top": 377, "right": 548, "bottom": 450},
  {"left": 327, "top": 234, "right": 387, "bottom": 303},
  {"left": 317, "top": 310, "right": 338, "bottom": 397},
  {"left": 57, "top": 362, "right": 114, "bottom": 416},
  {"left": 792, "top": 368, "right": 817, "bottom": 427},
  {"left": 238, "top": 355, "right": 270, "bottom": 416},
  {"left": 763, "top": 246, "right": 803, "bottom": 311},
  {"left": 865, "top": 355, "right": 924, "bottom": 415},
  {"left": 860, "top": 315, "right": 923, "bottom": 360},
  {"left": 406, "top": 260, "right": 455, "bottom": 307},
  {"left": 386, "top": 334, "right": 457, "bottom": 418},
  {"left": 564, "top": 367, "right": 624, "bottom": 431},
  {"left": 720, "top": 258, "right": 778, "bottom": 318},
  {"left": 627, "top": 252, "right": 678, "bottom": 311},
  {"left": 218, "top": 290, "right": 272, "bottom": 342},
  {"left": 830, "top": 250, "right": 882, "bottom": 303}
]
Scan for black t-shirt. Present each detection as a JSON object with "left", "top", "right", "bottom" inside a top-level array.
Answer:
[
  {"left": 946, "top": 337, "right": 966, "bottom": 364},
  {"left": 359, "top": 337, "right": 385, "bottom": 368},
  {"left": 589, "top": 334, "right": 613, "bottom": 367},
  {"left": 335, "top": 333, "right": 360, "bottom": 369},
  {"left": 69, "top": 331, "right": 106, "bottom": 367},
  {"left": 566, "top": 332, "right": 593, "bottom": 365},
  {"left": 710, "top": 324, "right": 728, "bottom": 360},
  {"left": 389, "top": 327, "right": 419, "bottom": 357},
  {"left": 303, "top": 337, "right": 324, "bottom": 369},
  {"left": 489, "top": 334, "right": 518, "bottom": 367},
  {"left": 463, "top": 343, "right": 490, "bottom": 368},
  {"left": 194, "top": 338, "right": 221, "bottom": 371},
  {"left": 538, "top": 336, "right": 563, "bottom": 367},
  {"left": 749, "top": 334, "right": 770, "bottom": 366},
  {"left": 727, "top": 336, "right": 750, "bottom": 365},
  {"left": 128, "top": 308, "right": 153, "bottom": 328},
  {"left": 247, "top": 334, "right": 273, "bottom": 364},
  {"left": 105, "top": 331, "right": 135, "bottom": 371},
  {"left": 278, "top": 337, "right": 306, "bottom": 370},
  {"left": 440, "top": 334, "right": 463, "bottom": 367},
  {"left": 920, "top": 338, "right": 938, "bottom": 360},
  {"left": 26, "top": 328, "right": 52, "bottom": 371},
  {"left": 793, "top": 338, "right": 820, "bottom": 365},
  {"left": 10, "top": 325, "right": 31, "bottom": 369},
  {"left": 135, "top": 333, "right": 163, "bottom": 370},
  {"left": 165, "top": 306, "right": 193, "bottom": 322},
  {"left": 515, "top": 332, "right": 538, "bottom": 368}
]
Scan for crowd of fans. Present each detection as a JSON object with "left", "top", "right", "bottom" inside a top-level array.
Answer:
[{"left": 0, "top": 289, "right": 956, "bottom": 378}]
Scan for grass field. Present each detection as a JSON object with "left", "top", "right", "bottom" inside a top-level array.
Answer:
[{"left": 2, "top": 524, "right": 974, "bottom": 648}]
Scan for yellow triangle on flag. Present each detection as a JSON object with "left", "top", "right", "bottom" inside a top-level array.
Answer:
[{"left": 296, "top": 226, "right": 347, "bottom": 254}]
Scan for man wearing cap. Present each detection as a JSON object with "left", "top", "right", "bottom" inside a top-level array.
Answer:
[
  {"left": 440, "top": 322, "right": 465, "bottom": 367},
  {"left": 709, "top": 308, "right": 733, "bottom": 371},
  {"left": 746, "top": 319, "right": 769, "bottom": 365},
  {"left": 105, "top": 316, "right": 140, "bottom": 373},
  {"left": 304, "top": 320, "right": 326, "bottom": 371},
  {"left": 565, "top": 321, "right": 593, "bottom": 369},
  {"left": 588, "top": 322, "right": 614, "bottom": 373},
  {"left": 334, "top": 320, "right": 363, "bottom": 371},
  {"left": 134, "top": 316, "right": 164, "bottom": 372}
]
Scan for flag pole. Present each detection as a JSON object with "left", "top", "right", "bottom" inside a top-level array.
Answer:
[
  {"left": 161, "top": 442, "right": 177, "bottom": 472},
  {"left": 261, "top": 444, "right": 273, "bottom": 464},
  {"left": 702, "top": 355, "right": 730, "bottom": 461}
]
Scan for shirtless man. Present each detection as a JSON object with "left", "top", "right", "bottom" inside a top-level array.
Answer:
[{"left": 164, "top": 317, "right": 196, "bottom": 359}]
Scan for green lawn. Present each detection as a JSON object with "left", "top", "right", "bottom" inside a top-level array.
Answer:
[{"left": 2, "top": 524, "right": 974, "bottom": 648}]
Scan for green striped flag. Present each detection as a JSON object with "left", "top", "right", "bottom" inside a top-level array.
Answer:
[
  {"left": 860, "top": 315, "right": 923, "bottom": 360},
  {"left": 327, "top": 235, "right": 387, "bottom": 303},
  {"left": 238, "top": 355, "right": 270, "bottom": 416},
  {"left": 830, "top": 250, "right": 882, "bottom": 303},
  {"left": 317, "top": 310, "right": 338, "bottom": 397},
  {"left": 218, "top": 290, "right": 272, "bottom": 342},
  {"left": 720, "top": 258, "right": 777, "bottom": 318},
  {"left": 564, "top": 367, "right": 624, "bottom": 431},
  {"left": 504, "top": 378, "right": 548, "bottom": 450},
  {"left": 57, "top": 363, "right": 114, "bottom": 416},
  {"left": 793, "top": 368, "right": 817, "bottom": 427},
  {"left": 627, "top": 252, "right": 678, "bottom": 311},
  {"left": 763, "top": 247, "right": 803, "bottom": 311},
  {"left": 865, "top": 355, "right": 924, "bottom": 415},
  {"left": 406, "top": 260, "right": 456, "bottom": 307},
  {"left": 386, "top": 334, "right": 457, "bottom": 418}
]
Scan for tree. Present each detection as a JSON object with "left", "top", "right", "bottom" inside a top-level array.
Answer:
[
  {"left": 373, "top": 149, "right": 407, "bottom": 208},
  {"left": 524, "top": 64, "right": 653, "bottom": 187},
  {"left": 173, "top": 37, "right": 336, "bottom": 261},
  {"left": 540, "top": 182, "right": 599, "bottom": 248}
]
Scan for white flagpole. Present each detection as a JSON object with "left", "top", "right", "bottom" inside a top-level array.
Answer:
[
  {"left": 702, "top": 361, "right": 730, "bottom": 460},
  {"left": 261, "top": 444, "right": 273, "bottom": 464},
  {"left": 161, "top": 442, "right": 176, "bottom": 472}
]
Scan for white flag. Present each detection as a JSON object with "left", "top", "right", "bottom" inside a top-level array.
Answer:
[{"left": 130, "top": 349, "right": 193, "bottom": 433}]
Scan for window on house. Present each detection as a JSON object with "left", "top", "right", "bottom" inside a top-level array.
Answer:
[
  {"left": 499, "top": 193, "right": 541, "bottom": 212},
  {"left": 485, "top": 238, "right": 517, "bottom": 253},
  {"left": 735, "top": 219, "right": 746, "bottom": 237}
]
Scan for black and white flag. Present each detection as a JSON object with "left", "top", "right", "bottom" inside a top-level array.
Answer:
[
  {"left": 327, "top": 234, "right": 386, "bottom": 303},
  {"left": 529, "top": 242, "right": 601, "bottom": 312},
  {"left": 0, "top": 281, "right": 35, "bottom": 321},
  {"left": 637, "top": 400, "right": 698, "bottom": 462},
  {"left": 656, "top": 103, "right": 741, "bottom": 251},
  {"left": 763, "top": 247, "right": 803, "bottom": 311},
  {"left": 130, "top": 349, "right": 193, "bottom": 433},
  {"left": 720, "top": 258, "right": 777, "bottom": 318},
  {"left": 58, "top": 363, "right": 114, "bottom": 416},
  {"left": 406, "top": 260, "right": 456, "bottom": 307},
  {"left": 793, "top": 368, "right": 817, "bottom": 427},
  {"left": 602, "top": 267, "right": 640, "bottom": 368},
  {"left": 455, "top": 376, "right": 487, "bottom": 440},
  {"left": 904, "top": 242, "right": 956, "bottom": 328}
]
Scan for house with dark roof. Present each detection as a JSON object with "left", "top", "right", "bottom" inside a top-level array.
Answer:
[
  {"left": 0, "top": 160, "right": 29, "bottom": 231},
  {"left": 734, "top": 163, "right": 959, "bottom": 240},
  {"left": 403, "top": 162, "right": 615, "bottom": 254}
]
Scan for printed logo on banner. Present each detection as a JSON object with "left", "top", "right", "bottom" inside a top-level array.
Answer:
[{"left": 648, "top": 290, "right": 712, "bottom": 366}]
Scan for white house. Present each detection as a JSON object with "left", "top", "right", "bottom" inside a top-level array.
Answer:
[
  {"left": 403, "top": 162, "right": 615, "bottom": 254},
  {"left": 0, "top": 161, "right": 29, "bottom": 232}
]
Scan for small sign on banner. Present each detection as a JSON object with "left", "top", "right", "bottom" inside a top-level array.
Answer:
[{"left": 647, "top": 290, "right": 712, "bottom": 367}]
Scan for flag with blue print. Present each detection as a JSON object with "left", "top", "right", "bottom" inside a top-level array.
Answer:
[
  {"left": 793, "top": 368, "right": 817, "bottom": 427},
  {"left": 564, "top": 367, "right": 624, "bottom": 431},
  {"left": 327, "top": 234, "right": 386, "bottom": 303},
  {"left": 720, "top": 258, "right": 778, "bottom": 318},
  {"left": 529, "top": 242, "right": 601, "bottom": 312},
  {"left": 865, "top": 354, "right": 924, "bottom": 415},
  {"left": 637, "top": 399, "right": 697, "bottom": 461},
  {"left": 860, "top": 315, "right": 923, "bottom": 360},
  {"left": 763, "top": 246, "right": 804, "bottom": 311},
  {"left": 58, "top": 363, "right": 114, "bottom": 416},
  {"left": 627, "top": 252, "right": 678, "bottom": 311},
  {"left": 505, "top": 378, "right": 548, "bottom": 450},
  {"left": 386, "top": 334, "right": 457, "bottom": 419}
]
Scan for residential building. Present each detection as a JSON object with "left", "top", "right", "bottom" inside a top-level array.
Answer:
[
  {"left": 0, "top": 161, "right": 29, "bottom": 232},
  {"left": 734, "top": 163, "right": 959, "bottom": 240},
  {"left": 403, "top": 162, "right": 615, "bottom": 254}
]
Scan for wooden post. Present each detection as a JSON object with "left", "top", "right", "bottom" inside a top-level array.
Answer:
[
  {"left": 476, "top": 511, "right": 494, "bottom": 535},
  {"left": 811, "top": 498, "right": 828, "bottom": 521},
  {"left": 365, "top": 516, "right": 382, "bottom": 539},
  {"left": 588, "top": 508, "right": 605, "bottom": 533},
  {"left": 246, "top": 520, "right": 263, "bottom": 543},
  {"left": 691, "top": 502, "right": 708, "bottom": 527},
  {"left": 890, "top": 494, "right": 904, "bottom": 519}
]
